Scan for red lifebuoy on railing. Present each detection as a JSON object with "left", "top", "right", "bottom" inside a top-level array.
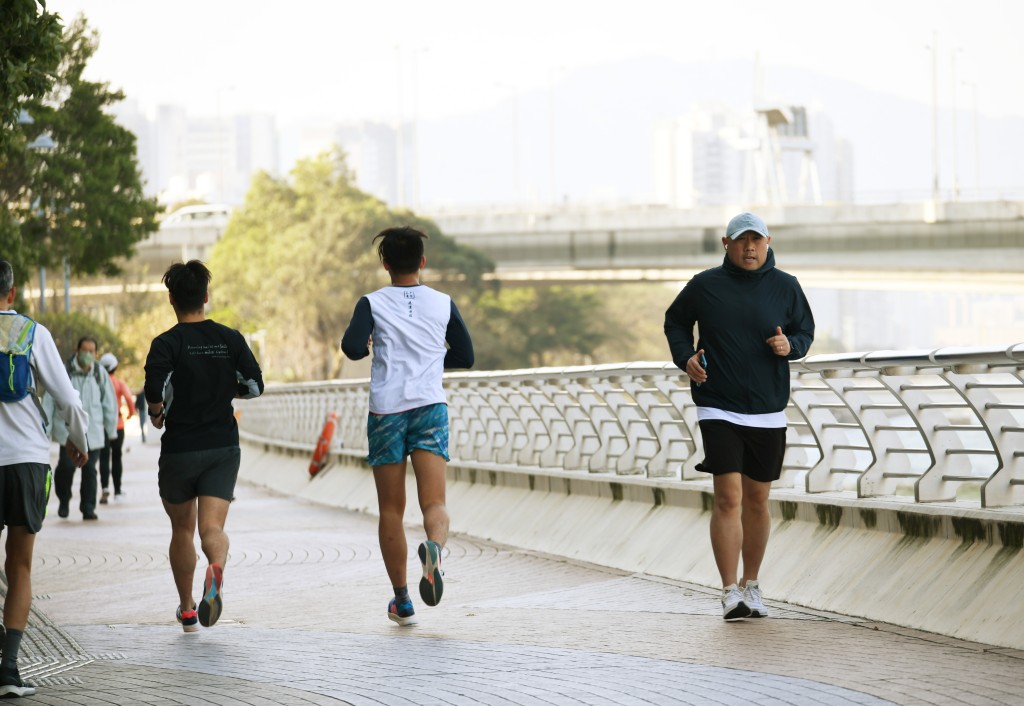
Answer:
[{"left": 309, "top": 411, "right": 339, "bottom": 477}]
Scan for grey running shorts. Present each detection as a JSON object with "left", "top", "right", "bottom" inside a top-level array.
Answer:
[
  {"left": 158, "top": 446, "right": 240, "bottom": 503},
  {"left": 0, "top": 462, "right": 51, "bottom": 533},
  {"left": 695, "top": 419, "right": 786, "bottom": 483}
]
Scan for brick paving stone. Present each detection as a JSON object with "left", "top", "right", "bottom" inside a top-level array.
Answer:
[{"left": 1, "top": 430, "right": 1021, "bottom": 704}]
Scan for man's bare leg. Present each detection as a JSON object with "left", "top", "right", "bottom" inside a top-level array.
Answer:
[
  {"left": 709, "top": 473, "right": 743, "bottom": 587},
  {"left": 411, "top": 449, "right": 448, "bottom": 547},
  {"left": 740, "top": 476, "right": 772, "bottom": 584},
  {"left": 197, "top": 496, "right": 231, "bottom": 568},
  {"left": 374, "top": 461, "right": 409, "bottom": 588},
  {"left": 162, "top": 499, "right": 199, "bottom": 612},
  {"left": 3, "top": 528, "right": 35, "bottom": 632}
]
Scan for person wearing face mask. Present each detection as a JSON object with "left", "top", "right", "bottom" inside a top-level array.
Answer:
[
  {"left": 42, "top": 336, "right": 118, "bottom": 521},
  {"left": 664, "top": 212, "right": 815, "bottom": 622}
]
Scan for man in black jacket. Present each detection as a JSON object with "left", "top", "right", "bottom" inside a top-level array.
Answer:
[{"left": 664, "top": 212, "right": 814, "bottom": 621}]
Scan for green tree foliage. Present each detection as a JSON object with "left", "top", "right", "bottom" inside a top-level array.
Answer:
[
  {"left": 468, "top": 286, "right": 612, "bottom": 370},
  {"left": 16, "top": 15, "right": 160, "bottom": 281},
  {"left": 592, "top": 283, "right": 679, "bottom": 364},
  {"left": 0, "top": 0, "right": 63, "bottom": 146},
  {"left": 0, "top": 1, "right": 62, "bottom": 298},
  {"left": 115, "top": 303, "right": 180, "bottom": 393},
  {"left": 209, "top": 148, "right": 621, "bottom": 379},
  {"left": 209, "top": 148, "right": 494, "bottom": 380}
]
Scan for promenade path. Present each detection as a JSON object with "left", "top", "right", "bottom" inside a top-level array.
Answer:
[{"left": 5, "top": 427, "right": 1024, "bottom": 705}]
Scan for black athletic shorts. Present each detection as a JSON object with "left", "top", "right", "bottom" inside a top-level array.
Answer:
[
  {"left": 695, "top": 419, "right": 786, "bottom": 483},
  {"left": 158, "top": 446, "right": 240, "bottom": 503},
  {"left": 0, "top": 463, "right": 51, "bottom": 533}
]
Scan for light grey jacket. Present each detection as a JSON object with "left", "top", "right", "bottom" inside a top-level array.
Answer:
[{"left": 44, "top": 356, "right": 117, "bottom": 451}]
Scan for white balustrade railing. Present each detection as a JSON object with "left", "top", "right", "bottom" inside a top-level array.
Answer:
[{"left": 236, "top": 344, "right": 1024, "bottom": 508}]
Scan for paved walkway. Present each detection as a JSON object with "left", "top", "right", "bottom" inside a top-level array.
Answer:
[{"left": 4, "top": 427, "right": 1024, "bottom": 705}]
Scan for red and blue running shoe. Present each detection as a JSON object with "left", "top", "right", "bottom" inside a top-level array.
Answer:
[
  {"left": 388, "top": 597, "right": 418, "bottom": 626},
  {"left": 198, "top": 563, "right": 224, "bottom": 627},
  {"left": 418, "top": 540, "right": 444, "bottom": 607},
  {"left": 176, "top": 604, "right": 199, "bottom": 633}
]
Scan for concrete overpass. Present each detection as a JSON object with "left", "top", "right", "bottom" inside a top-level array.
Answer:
[
  {"left": 23, "top": 199, "right": 1024, "bottom": 307},
  {"left": 428, "top": 199, "right": 1024, "bottom": 281}
]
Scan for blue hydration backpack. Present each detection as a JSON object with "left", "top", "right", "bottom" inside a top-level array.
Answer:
[{"left": 0, "top": 314, "right": 37, "bottom": 403}]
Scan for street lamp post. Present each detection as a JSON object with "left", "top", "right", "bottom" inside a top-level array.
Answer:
[
  {"left": 393, "top": 45, "right": 406, "bottom": 208},
  {"left": 63, "top": 256, "right": 70, "bottom": 313},
  {"left": 21, "top": 112, "right": 56, "bottom": 313},
  {"left": 926, "top": 33, "right": 940, "bottom": 204},
  {"left": 951, "top": 48, "right": 963, "bottom": 200},
  {"left": 494, "top": 82, "right": 521, "bottom": 205},
  {"left": 963, "top": 80, "right": 980, "bottom": 197},
  {"left": 216, "top": 85, "right": 235, "bottom": 203}
]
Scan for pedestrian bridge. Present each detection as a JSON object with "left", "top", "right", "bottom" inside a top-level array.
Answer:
[
  {"left": 429, "top": 199, "right": 1024, "bottom": 278},
  {"left": 237, "top": 343, "right": 1024, "bottom": 652}
]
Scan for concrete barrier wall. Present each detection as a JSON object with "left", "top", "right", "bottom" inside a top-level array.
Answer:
[{"left": 239, "top": 442, "right": 1024, "bottom": 652}]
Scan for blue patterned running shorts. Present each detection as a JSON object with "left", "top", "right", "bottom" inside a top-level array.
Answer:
[{"left": 366, "top": 402, "right": 450, "bottom": 467}]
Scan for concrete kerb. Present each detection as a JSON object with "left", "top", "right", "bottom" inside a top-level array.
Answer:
[{"left": 239, "top": 440, "right": 1024, "bottom": 651}]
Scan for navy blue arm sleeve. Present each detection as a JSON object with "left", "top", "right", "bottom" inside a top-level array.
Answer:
[
  {"left": 341, "top": 297, "right": 373, "bottom": 361},
  {"left": 444, "top": 301, "right": 474, "bottom": 369}
]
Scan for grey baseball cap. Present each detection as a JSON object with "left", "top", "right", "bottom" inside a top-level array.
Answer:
[{"left": 726, "top": 212, "right": 770, "bottom": 239}]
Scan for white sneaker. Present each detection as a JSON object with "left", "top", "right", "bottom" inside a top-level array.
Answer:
[
  {"left": 721, "top": 584, "right": 751, "bottom": 620},
  {"left": 743, "top": 580, "right": 768, "bottom": 618}
]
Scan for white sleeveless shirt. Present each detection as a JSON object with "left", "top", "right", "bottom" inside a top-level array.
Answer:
[{"left": 365, "top": 285, "right": 452, "bottom": 414}]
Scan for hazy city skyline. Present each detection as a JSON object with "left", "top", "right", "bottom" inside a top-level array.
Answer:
[
  {"left": 43, "top": 0, "right": 1024, "bottom": 122},
  {"left": 40, "top": 0, "right": 1024, "bottom": 208}
]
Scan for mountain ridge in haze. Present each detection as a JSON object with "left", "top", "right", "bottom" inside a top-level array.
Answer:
[{"left": 414, "top": 56, "right": 1022, "bottom": 207}]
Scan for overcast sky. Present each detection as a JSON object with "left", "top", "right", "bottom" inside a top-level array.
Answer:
[{"left": 43, "top": 0, "right": 1024, "bottom": 123}]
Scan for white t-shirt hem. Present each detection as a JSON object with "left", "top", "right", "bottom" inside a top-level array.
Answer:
[{"left": 696, "top": 406, "right": 787, "bottom": 429}]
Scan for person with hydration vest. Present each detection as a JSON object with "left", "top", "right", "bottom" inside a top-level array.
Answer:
[{"left": 0, "top": 259, "right": 89, "bottom": 697}]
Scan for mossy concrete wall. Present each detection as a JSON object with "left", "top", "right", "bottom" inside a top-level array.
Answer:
[{"left": 239, "top": 442, "right": 1024, "bottom": 651}]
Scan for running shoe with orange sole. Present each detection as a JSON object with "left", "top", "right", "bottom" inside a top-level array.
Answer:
[
  {"left": 418, "top": 541, "right": 444, "bottom": 606},
  {"left": 198, "top": 563, "right": 224, "bottom": 627}
]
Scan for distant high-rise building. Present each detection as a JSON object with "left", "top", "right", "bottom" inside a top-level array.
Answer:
[
  {"left": 153, "top": 105, "right": 188, "bottom": 201},
  {"left": 112, "top": 104, "right": 280, "bottom": 207},
  {"left": 234, "top": 114, "right": 279, "bottom": 201},
  {"left": 293, "top": 120, "right": 415, "bottom": 206},
  {"left": 110, "top": 98, "right": 158, "bottom": 194}
]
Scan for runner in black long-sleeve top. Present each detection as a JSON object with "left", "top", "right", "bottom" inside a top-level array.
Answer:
[{"left": 144, "top": 260, "right": 263, "bottom": 632}]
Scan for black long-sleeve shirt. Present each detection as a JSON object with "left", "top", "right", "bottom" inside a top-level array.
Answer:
[{"left": 144, "top": 319, "right": 264, "bottom": 453}]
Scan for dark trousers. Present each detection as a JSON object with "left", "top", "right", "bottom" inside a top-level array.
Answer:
[
  {"left": 99, "top": 429, "right": 126, "bottom": 494},
  {"left": 55, "top": 446, "right": 100, "bottom": 515}
]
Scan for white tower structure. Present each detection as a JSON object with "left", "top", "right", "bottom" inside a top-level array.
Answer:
[{"left": 743, "top": 104, "right": 822, "bottom": 206}]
